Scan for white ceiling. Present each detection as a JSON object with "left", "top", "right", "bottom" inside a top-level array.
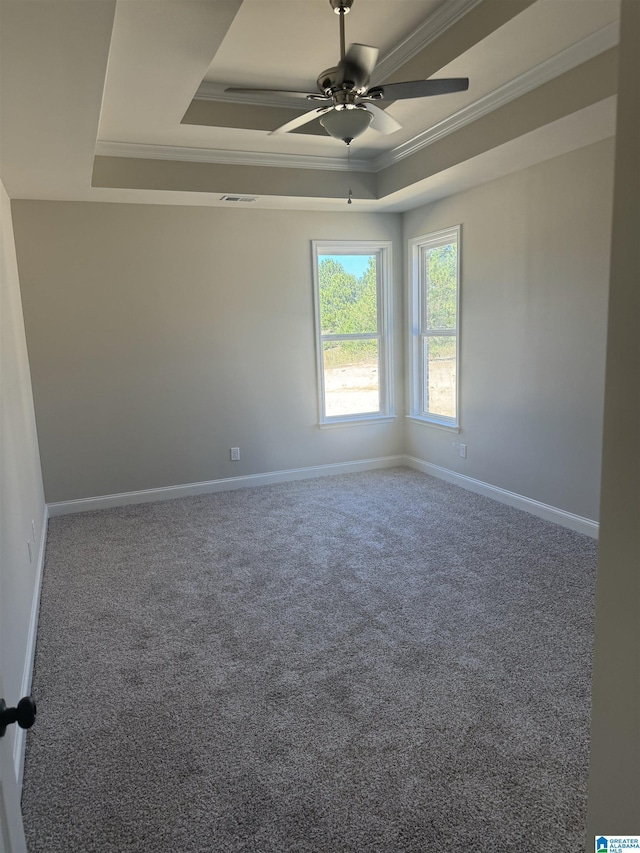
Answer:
[{"left": 0, "top": 0, "right": 620, "bottom": 211}]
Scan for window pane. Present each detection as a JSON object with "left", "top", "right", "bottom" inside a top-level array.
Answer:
[
  {"left": 323, "top": 340, "right": 379, "bottom": 418},
  {"left": 423, "top": 243, "right": 457, "bottom": 330},
  {"left": 318, "top": 255, "right": 378, "bottom": 335},
  {"left": 423, "top": 336, "right": 456, "bottom": 418}
]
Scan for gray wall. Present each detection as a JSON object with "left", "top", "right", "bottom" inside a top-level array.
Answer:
[
  {"left": 403, "top": 138, "right": 615, "bottom": 522},
  {"left": 11, "top": 203, "right": 403, "bottom": 502},
  {"left": 586, "top": 0, "right": 640, "bottom": 833},
  {"left": 0, "top": 180, "right": 46, "bottom": 765},
  {"left": 12, "top": 140, "right": 614, "bottom": 522}
]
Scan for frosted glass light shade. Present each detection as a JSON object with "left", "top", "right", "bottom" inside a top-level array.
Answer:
[{"left": 320, "top": 107, "right": 373, "bottom": 143}]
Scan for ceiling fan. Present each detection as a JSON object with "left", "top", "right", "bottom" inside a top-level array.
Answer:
[{"left": 225, "top": 0, "right": 469, "bottom": 144}]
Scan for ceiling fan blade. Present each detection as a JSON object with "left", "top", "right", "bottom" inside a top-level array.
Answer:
[
  {"left": 341, "top": 43, "right": 379, "bottom": 88},
  {"left": 365, "top": 103, "right": 402, "bottom": 135},
  {"left": 269, "top": 106, "right": 333, "bottom": 135},
  {"left": 367, "top": 77, "right": 469, "bottom": 101},
  {"left": 225, "top": 86, "right": 330, "bottom": 101}
]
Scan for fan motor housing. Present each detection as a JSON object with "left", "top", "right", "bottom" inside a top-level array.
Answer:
[{"left": 317, "top": 67, "right": 368, "bottom": 98}]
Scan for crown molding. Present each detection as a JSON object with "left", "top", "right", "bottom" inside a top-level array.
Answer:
[
  {"left": 370, "top": 0, "right": 483, "bottom": 84},
  {"left": 372, "top": 19, "right": 619, "bottom": 171},
  {"left": 94, "top": 141, "right": 372, "bottom": 172}
]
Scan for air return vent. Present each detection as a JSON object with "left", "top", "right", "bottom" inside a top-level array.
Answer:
[{"left": 220, "top": 195, "right": 258, "bottom": 203}]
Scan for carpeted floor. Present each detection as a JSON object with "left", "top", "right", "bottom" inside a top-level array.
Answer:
[{"left": 22, "top": 468, "right": 597, "bottom": 852}]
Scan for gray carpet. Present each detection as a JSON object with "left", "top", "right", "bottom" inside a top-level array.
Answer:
[{"left": 22, "top": 468, "right": 597, "bottom": 852}]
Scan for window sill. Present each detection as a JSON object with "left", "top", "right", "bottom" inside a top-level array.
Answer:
[
  {"left": 319, "top": 415, "right": 397, "bottom": 430},
  {"left": 405, "top": 415, "right": 460, "bottom": 433}
]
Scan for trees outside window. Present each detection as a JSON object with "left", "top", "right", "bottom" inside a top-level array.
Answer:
[
  {"left": 312, "top": 241, "right": 393, "bottom": 425},
  {"left": 408, "top": 226, "right": 460, "bottom": 427}
]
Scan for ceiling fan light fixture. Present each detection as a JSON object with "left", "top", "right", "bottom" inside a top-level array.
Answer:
[{"left": 320, "top": 106, "right": 372, "bottom": 143}]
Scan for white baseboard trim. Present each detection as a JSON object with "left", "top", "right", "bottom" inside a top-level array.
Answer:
[
  {"left": 403, "top": 455, "right": 599, "bottom": 538},
  {"left": 47, "top": 455, "right": 599, "bottom": 537},
  {"left": 47, "top": 456, "right": 406, "bottom": 517},
  {"left": 14, "top": 504, "right": 49, "bottom": 787}
]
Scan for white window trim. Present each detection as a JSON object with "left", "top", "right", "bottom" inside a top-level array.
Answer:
[
  {"left": 407, "top": 225, "right": 461, "bottom": 429},
  {"left": 312, "top": 240, "right": 394, "bottom": 427}
]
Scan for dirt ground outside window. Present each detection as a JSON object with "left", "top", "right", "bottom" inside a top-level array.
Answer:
[{"left": 324, "top": 358, "right": 455, "bottom": 418}]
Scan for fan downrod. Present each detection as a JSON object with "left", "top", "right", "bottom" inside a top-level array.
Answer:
[{"left": 319, "top": 0, "right": 366, "bottom": 96}]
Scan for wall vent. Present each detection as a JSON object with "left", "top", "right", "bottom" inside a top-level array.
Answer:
[{"left": 220, "top": 195, "right": 258, "bottom": 203}]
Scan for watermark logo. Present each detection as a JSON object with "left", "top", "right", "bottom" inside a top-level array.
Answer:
[{"left": 596, "top": 838, "right": 640, "bottom": 852}]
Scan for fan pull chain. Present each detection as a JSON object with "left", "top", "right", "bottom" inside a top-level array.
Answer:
[{"left": 347, "top": 142, "right": 353, "bottom": 205}]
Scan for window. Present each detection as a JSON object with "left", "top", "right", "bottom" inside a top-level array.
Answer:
[
  {"left": 312, "top": 241, "right": 393, "bottom": 425},
  {"left": 408, "top": 226, "right": 460, "bottom": 428}
]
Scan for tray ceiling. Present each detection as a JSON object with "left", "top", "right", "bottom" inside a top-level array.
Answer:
[{"left": 0, "top": 0, "right": 620, "bottom": 210}]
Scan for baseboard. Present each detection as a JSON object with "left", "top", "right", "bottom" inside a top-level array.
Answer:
[
  {"left": 14, "top": 504, "right": 49, "bottom": 787},
  {"left": 403, "top": 455, "right": 599, "bottom": 538},
  {"left": 47, "top": 454, "right": 599, "bottom": 536},
  {"left": 47, "top": 456, "right": 406, "bottom": 517}
]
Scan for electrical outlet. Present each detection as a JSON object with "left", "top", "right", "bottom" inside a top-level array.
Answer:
[
  {"left": 459, "top": 443, "right": 467, "bottom": 459},
  {"left": 230, "top": 447, "right": 240, "bottom": 461}
]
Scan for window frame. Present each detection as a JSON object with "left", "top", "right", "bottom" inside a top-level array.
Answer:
[
  {"left": 312, "top": 240, "right": 394, "bottom": 427},
  {"left": 407, "top": 225, "right": 461, "bottom": 430}
]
